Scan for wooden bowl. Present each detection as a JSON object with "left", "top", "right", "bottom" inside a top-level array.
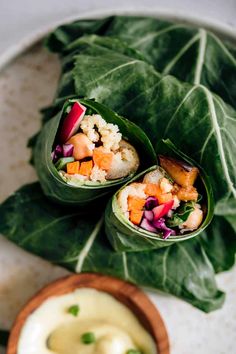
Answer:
[{"left": 7, "top": 273, "right": 170, "bottom": 354}]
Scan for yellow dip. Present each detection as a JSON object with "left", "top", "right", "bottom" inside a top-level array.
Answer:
[{"left": 18, "top": 288, "right": 157, "bottom": 354}]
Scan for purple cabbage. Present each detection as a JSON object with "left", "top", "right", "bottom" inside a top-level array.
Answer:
[
  {"left": 144, "top": 210, "right": 154, "bottom": 221},
  {"left": 51, "top": 144, "right": 74, "bottom": 162},
  {"left": 51, "top": 144, "right": 63, "bottom": 163},
  {"left": 55, "top": 144, "right": 63, "bottom": 156},
  {"left": 62, "top": 144, "right": 74, "bottom": 157},
  {"left": 140, "top": 218, "right": 157, "bottom": 233},
  {"left": 51, "top": 150, "right": 57, "bottom": 163},
  {"left": 152, "top": 218, "right": 176, "bottom": 239},
  {"left": 145, "top": 196, "right": 158, "bottom": 210}
]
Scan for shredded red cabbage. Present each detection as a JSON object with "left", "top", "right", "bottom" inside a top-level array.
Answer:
[
  {"left": 144, "top": 210, "right": 154, "bottom": 221},
  {"left": 140, "top": 218, "right": 157, "bottom": 232},
  {"left": 51, "top": 144, "right": 63, "bottom": 163},
  {"left": 62, "top": 144, "right": 74, "bottom": 157},
  {"left": 152, "top": 218, "right": 176, "bottom": 239},
  {"left": 145, "top": 196, "right": 158, "bottom": 210}
]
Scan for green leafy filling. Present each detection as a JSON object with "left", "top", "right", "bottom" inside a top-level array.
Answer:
[{"left": 166, "top": 201, "right": 195, "bottom": 228}]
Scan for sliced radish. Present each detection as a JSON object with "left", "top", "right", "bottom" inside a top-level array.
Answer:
[
  {"left": 59, "top": 102, "right": 86, "bottom": 144},
  {"left": 152, "top": 200, "right": 174, "bottom": 220},
  {"left": 140, "top": 218, "right": 157, "bottom": 233}
]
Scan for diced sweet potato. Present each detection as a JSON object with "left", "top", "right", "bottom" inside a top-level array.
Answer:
[
  {"left": 93, "top": 147, "right": 114, "bottom": 171},
  {"left": 157, "top": 193, "right": 173, "bottom": 204},
  {"left": 79, "top": 160, "right": 93, "bottom": 176},
  {"left": 67, "top": 161, "right": 80, "bottom": 174},
  {"left": 159, "top": 155, "right": 199, "bottom": 187},
  {"left": 128, "top": 196, "right": 146, "bottom": 211},
  {"left": 145, "top": 183, "right": 162, "bottom": 198},
  {"left": 177, "top": 186, "right": 198, "bottom": 201},
  {"left": 129, "top": 210, "right": 143, "bottom": 225}
]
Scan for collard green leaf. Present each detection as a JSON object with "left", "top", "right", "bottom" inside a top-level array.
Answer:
[
  {"left": 200, "top": 215, "right": 236, "bottom": 273},
  {"left": 34, "top": 98, "right": 156, "bottom": 206},
  {"left": 45, "top": 16, "right": 236, "bottom": 109},
  {"left": 45, "top": 17, "right": 114, "bottom": 53},
  {"left": 0, "top": 182, "right": 225, "bottom": 313},
  {"left": 106, "top": 17, "right": 236, "bottom": 108},
  {"left": 105, "top": 141, "right": 214, "bottom": 252}
]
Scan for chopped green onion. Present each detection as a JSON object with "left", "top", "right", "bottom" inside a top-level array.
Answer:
[
  {"left": 68, "top": 304, "right": 80, "bottom": 316},
  {"left": 55, "top": 157, "right": 74, "bottom": 170},
  {"left": 81, "top": 332, "right": 96, "bottom": 344},
  {"left": 126, "top": 350, "right": 143, "bottom": 354}
]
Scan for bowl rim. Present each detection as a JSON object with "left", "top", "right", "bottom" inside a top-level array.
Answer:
[
  {"left": 6, "top": 272, "right": 170, "bottom": 354},
  {"left": 0, "top": 8, "right": 235, "bottom": 71}
]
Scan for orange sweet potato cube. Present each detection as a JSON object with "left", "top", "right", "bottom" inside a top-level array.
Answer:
[
  {"left": 66, "top": 161, "right": 80, "bottom": 174},
  {"left": 129, "top": 210, "right": 143, "bottom": 225},
  {"left": 145, "top": 183, "right": 161, "bottom": 197},
  {"left": 159, "top": 155, "right": 199, "bottom": 187},
  {"left": 128, "top": 196, "right": 146, "bottom": 211},
  {"left": 79, "top": 160, "right": 93, "bottom": 176},
  {"left": 93, "top": 147, "right": 113, "bottom": 171},
  {"left": 157, "top": 193, "right": 173, "bottom": 204}
]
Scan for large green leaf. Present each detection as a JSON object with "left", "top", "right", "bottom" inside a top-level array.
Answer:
[
  {"left": 45, "top": 16, "right": 236, "bottom": 109},
  {"left": 0, "top": 182, "right": 225, "bottom": 313},
  {"left": 34, "top": 98, "right": 156, "bottom": 206},
  {"left": 61, "top": 40, "right": 236, "bottom": 214},
  {"left": 200, "top": 215, "right": 236, "bottom": 273}
]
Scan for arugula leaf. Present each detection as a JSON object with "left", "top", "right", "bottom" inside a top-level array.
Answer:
[
  {"left": 166, "top": 202, "right": 195, "bottom": 228},
  {"left": 0, "top": 183, "right": 225, "bottom": 313}
]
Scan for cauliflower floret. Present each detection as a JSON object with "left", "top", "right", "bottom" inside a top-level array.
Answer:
[
  {"left": 117, "top": 183, "right": 147, "bottom": 216},
  {"left": 173, "top": 195, "right": 180, "bottom": 209},
  {"left": 100, "top": 123, "right": 122, "bottom": 151},
  {"left": 106, "top": 141, "right": 139, "bottom": 180},
  {"left": 80, "top": 114, "right": 105, "bottom": 142},
  {"left": 90, "top": 165, "right": 107, "bottom": 183},
  {"left": 160, "top": 177, "right": 173, "bottom": 193},
  {"left": 80, "top": 114, "right": 122, "bottom": 151},
  {"left": 143, "top": 168, "right": 165, "bottom": 184}
]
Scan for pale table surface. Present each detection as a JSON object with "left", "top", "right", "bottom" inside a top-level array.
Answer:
[{"left": 0, "top": 0, "right": 236, "bottom": 55}]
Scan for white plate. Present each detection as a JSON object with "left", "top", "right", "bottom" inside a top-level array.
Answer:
[{"left": 0, "top": 11, "right": 235, "bottom": 354}]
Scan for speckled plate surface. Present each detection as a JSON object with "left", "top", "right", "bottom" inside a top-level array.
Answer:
[{"left": 0, "top": 12, "right": 236, "bottom": 354}]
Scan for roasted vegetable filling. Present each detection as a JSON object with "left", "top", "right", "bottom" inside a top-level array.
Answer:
[
  {"left": 117, "top": 156, "right": 204, "bottom": 239},
  {"left": 52, "top": 101, "right": 139, "bottom": 184}
]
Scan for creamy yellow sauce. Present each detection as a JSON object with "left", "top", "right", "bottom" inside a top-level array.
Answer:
[{"left": 18, "top": 288, "right": 157, "bottom": 354}]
